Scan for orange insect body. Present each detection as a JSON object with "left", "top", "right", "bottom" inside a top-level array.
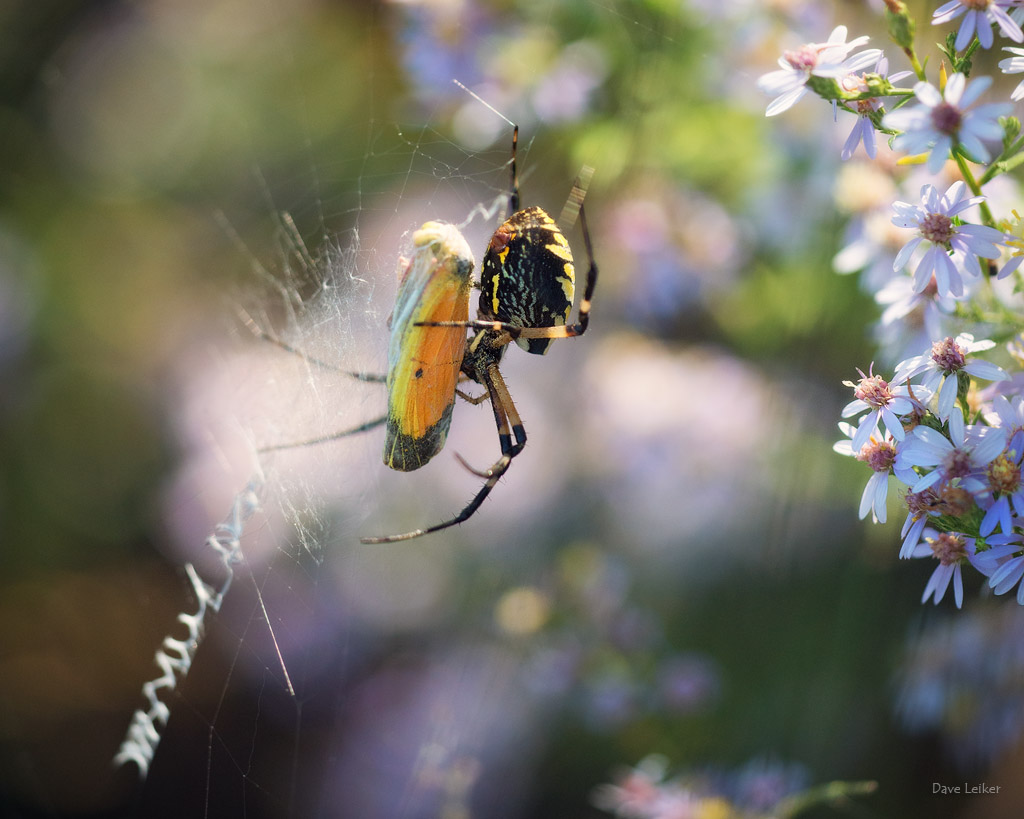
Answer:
[{"left": 383, "top": 222, "right": 475, "bottom": 471}]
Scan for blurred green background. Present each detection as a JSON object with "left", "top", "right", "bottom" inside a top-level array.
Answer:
[{"left": 2, "top": 1, "right": 1021, "bottom": 818}]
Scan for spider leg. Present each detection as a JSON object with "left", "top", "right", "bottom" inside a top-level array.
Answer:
[
  {"left": 456, "top": 387, "right": 490, "bottom": 405},
  {"left": 258, "top": 414, "right": 388, "bottom": 453},
  {"left": 360, "top": 363, "right": 525, "bottom": 544},
  {"left": 415, "top": 319, "right": 510, "bottom": 331},
  {"left": 238, "top": 307, "right": 386, "bottom": 383},
  {"left": 508, "top": 124, "right": 520, "bottom": 216},
  {"left": 486, "top": 362, "right": 527, "bottom": 456},
  {"left": 452, "top": 80, "right": 519, "bottom": 217},
  {"left": 453, "top": 451, "right": 492, "bottom": 478},
  {"left": 451, "top": 375, "right": 525, "bottom": 472},
  {"left": 240, "top": 305, "right": 388, "bottom": 453}
]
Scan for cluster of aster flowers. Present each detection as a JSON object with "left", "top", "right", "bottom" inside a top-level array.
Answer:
[{"left": 759, "top": 2, "right": 1024, "bottom": 609}]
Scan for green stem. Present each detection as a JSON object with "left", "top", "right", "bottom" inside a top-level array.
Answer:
[
  {"left": 908, "top": 50, "right": 926, "bottom": 82},
  {"left": 979, "top": 134, "right": 1024, "bottom": 185},
  {"left": 959, "top": 39, "right": 981, "bottom": 71},
  {"left": 954, "top": 153, "right": 995, "bottom": 226}
]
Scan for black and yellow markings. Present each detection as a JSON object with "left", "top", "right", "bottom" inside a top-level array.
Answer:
[
  {"left": 383, "top": 222, "right": 475, "bottom": 472},
  {"left": 481, "top": 206, "right": 577, "bottom": 355}
]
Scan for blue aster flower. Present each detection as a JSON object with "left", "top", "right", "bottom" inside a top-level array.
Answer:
[
  {"left": 899, "top": 412, "right": 1008, "bottom": 496},
  {"left": 933, "top": 0, "right": 1023, "bottom": 51},
  {"left": 890, "top": 182, "right": 1007, "bottom": 299},
  {"left": 835, "top": 423, "right": 918, "bottom": 524},
  {"left": 841, "top": 365, "right": 919, "bottom": 452},
  {"left": 984, "top": 533, "right": 1024, "bottom": 604},
  {"left": 906, "top": 529, "right": 983, "bottom": 609},
  {"left": 894, "top": 333, "right": 1009, "bottom": 420},
  {"left": 883, "top": 74, "right": 1011, "bottom": 173},
  {"left": 758, "top": 25, "right": 881, "bottom": 116}
]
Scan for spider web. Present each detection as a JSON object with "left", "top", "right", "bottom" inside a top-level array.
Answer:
[
  {"left": 102, "top": 28, "right": 628, "bottom": 816},
  {"left": 122, "top": 139, "right": 781, "bottom": 817},
  {"left": 122, "top": 119, "right": 542, "bottom": 818},
  {"left": 3, "top": 2, "right": 888, "bottom": 818},
  {"left": 13, "top": 2, "right": 1024, "bottom": 817},
  {"left": 114, "top": 31, "right": 812, "bottom": 819}
]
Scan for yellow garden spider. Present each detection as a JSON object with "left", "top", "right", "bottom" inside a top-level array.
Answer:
[{"left": 255, "top": 123, "right": 597, "bottom": 543}]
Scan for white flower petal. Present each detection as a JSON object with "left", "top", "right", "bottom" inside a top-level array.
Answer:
[
  {"left": 933, "top": 0, "right": 965, "bottom": 23},
  {"left": 956, "top": 13, "right": 981, "bottom": 52},
  {"left": 841, "top": 398, "right": 869, "bottom": 418},
  {"left": 894, "top": 237, "right": 922, "bottom": 271},
  {"left": 965, "top": 359, "right": 1009, "bottom": 382},
  {"left": 852, "top": 413, "right": 878, "bottom": 451},
  {"left": 915, "top": 81, "right": 943, "bottom": 107},
  {"left": 945, "top": 73, "right": 971, "bottom": 106},
  {"left": 765, "top": 86, "right": 809, "bottom": 116},
  {"left": 948, "top": 409, "right": 965, "bottom": 445},
  {"left": 926, "top": 137, "right": 953, "bottom": 173},
  {"left": 936, "top": 373, "right": 959, "bottom": 419}
]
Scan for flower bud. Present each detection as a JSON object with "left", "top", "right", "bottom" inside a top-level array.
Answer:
[{"left": 884, "top": 0, "right": 915, "bottom": 51}]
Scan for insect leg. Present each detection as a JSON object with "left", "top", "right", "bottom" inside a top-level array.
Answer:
[
  {"left": 258, "top": 415, "right": 388, "bottom": 453},
  {"left": 238, "top": 307, "right": 386, "bottom": 383},
  {"left": 360, "top": 364, "right": 524, "bottom": 543}
]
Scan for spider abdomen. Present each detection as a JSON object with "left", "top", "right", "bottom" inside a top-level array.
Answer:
[{"left": 480, "top": 206, "right": 575, "bottom": 355}]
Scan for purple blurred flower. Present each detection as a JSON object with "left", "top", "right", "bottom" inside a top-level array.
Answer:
[
  {"left": 656, "top": 654, "right": 720, "bottom": 713},
  {"left": 731, "top": 757, "right": 809, "bottom": 813},
  {"left": 591, "top": 755, "right": 671, "bottom": 817},
  {"left": 897, "top": 606, "right": 1024, "bottom": 767}
]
